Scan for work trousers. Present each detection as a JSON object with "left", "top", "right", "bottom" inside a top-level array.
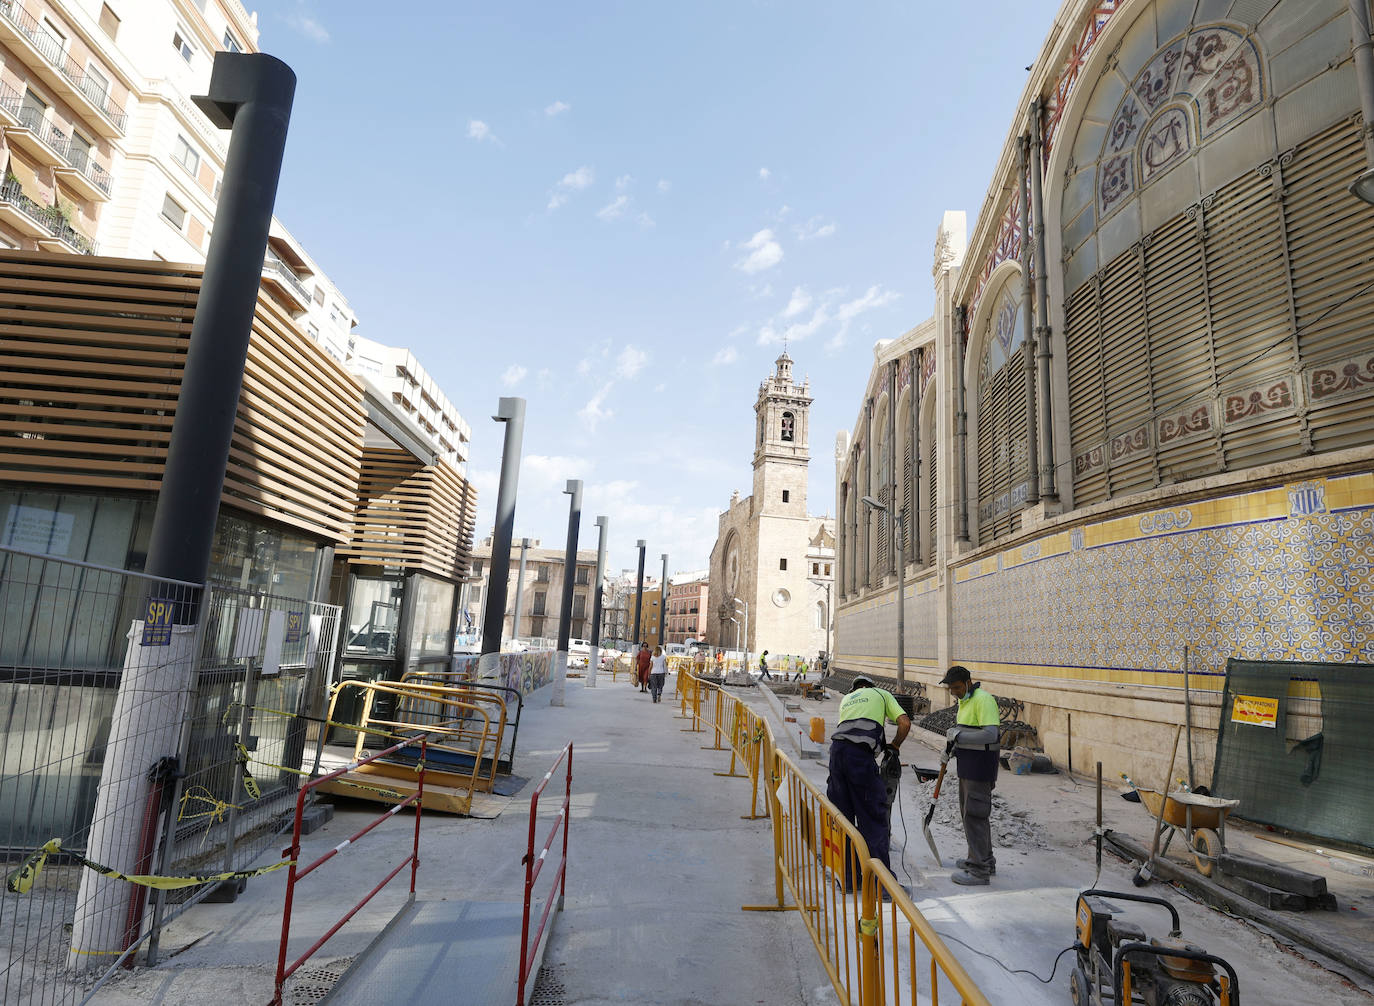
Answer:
[
  {"left": 957, "top": 776, "right": 996, "bottom": 877},
  {"left": 649, "top": 672, "right": 665, "bottom": 702},
  {"left": 826, "top": 741, "right": 891, "bottom": 879}
]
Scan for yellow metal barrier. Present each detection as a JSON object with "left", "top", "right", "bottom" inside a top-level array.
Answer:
[{"left": 682, "top": 671, "right": 992, "bottom": 1006}]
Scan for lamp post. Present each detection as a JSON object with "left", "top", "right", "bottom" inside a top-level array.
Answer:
[
  {"left": 862, "top": 495, "right": 905, "bottom": 688},
  {"left": 731, "top": 597, "right": 748, "bottom": 666}
]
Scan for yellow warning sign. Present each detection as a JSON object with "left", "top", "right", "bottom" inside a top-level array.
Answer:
[{"left": 1231, "top": 694, "right": 1278, "bottom": 728}]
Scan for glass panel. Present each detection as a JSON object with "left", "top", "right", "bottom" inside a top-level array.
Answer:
[
  {"left": 207, "top": 512, "right": 320, "bottom": 598},
  {"left": 408, "top": 575, "right": 454, "bottom": 658},
  {"left": 345, "top": 576, "right": 401, "bottom": 656}
]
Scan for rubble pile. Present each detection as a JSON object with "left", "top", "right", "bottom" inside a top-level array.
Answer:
[
  {"left": 915, "top": 776, "right": 1047, "bottom": 850},
  {"left": 918, "top": 697, "right": 1039, "bottom": 750}
]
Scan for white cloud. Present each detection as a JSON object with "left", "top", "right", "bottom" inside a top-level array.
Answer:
[
  {"left": 734, "top": 229, "right": 783, "bottom": 274},
  {"left": 597, "top": 194, "right": 630, "bottom": 220},
  {"left": 536, "top": 368, "right": 554, "bottom": 390},
  {"left": 637, "top": 212, "right": 655, "bottom": 228},
  {"left": 827, "top": 285, "right": 902, "bottom": 351},
  {"left": 548, "top": 166, "right": 595, "bottom": 211},
  {"left": 795, "top": 215, "right": 837, "bottom": 241},
  {"left": 286, "top": 13, "right": 330, "bottom": 43},
  {"left": 576, "top": 359, "right": 592, "bottom": 376},
  {"left": 615, "top": 174, "right": 634, "bottom": 191},
  {"left": 523, "top": 454, "right": 593, "bottom": 493},
  {"left": 657, "top": 179, "right": 671, "bottom": 194},
  {"left": 501, "top": 364, "right": 528, "bottom": 387},
  {"left": 615, "top": 344, "right": 648, "bottom": 379},
  {"left": 467, "top": 119, "right": 499, "bottom": 144},
  {"left": 752, "top": 283, "right": 901, "bottom": 349},
  {"left": 759, "top": 167, "right": 771, "bottom": 181},
  {"left": 654, "top": 383, "right": 666, "bottom": 393},
  {"left": 578, "top": 384, "right": 615, "bottom": 431},
  {"left": 545, "top": 100, "right": 570, "bottom": 117},
  {"left": 783, "top": 286, "right": 811, "bottom": 318},
  {"left": 712, "top": 346, "right": 739, "bottom": 366}
]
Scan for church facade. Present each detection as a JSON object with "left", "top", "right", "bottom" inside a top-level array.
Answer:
[{"left": 707, "top": 354, "right": 836, "bottom": 662}]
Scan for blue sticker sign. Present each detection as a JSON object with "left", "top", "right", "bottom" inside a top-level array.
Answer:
[
  {"left": 142, "top": 598, "right": 174, "bottom": 646},
  {"left": 285, "top": 610, "right": 304, "bottom": 644}
]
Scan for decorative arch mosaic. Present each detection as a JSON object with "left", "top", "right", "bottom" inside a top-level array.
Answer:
[
  {"left": 977, "top": 289, "right": 1027, "bottom": 392},
  {"left": 1094, "top": 23, "right": 1263, "bottom": 221}
]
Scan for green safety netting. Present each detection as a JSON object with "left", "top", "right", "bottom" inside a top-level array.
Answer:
[{"left": 1212, "top": 659, "right": 1374, "bottom": 852}]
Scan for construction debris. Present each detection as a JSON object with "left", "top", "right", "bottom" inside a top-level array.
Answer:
[{"left": 916, "top": 774, "right": 1047, "bottom": 850}]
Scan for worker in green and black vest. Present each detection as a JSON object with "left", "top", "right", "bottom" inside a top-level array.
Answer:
[
  {"left": 827, "top": 675, "right": 911, "bottom": 880},
  {"left": 939, "top": 665, "right": 1000, "bottom": 886}
]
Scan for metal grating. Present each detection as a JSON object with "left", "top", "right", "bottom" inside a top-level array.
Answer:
[
  {"left": 528, "top": 963, "right": 567, "bottom": 1006},
  {"left": 286, "top": 956, "right": 354, "bottom": 1005}
]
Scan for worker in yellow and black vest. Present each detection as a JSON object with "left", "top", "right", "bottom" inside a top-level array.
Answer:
[
  {"left": 939, "top": 665, "right": 1000, "bottom": 886},
  {"left": 827, "top": 675, "right": 911, "bottom": 882}
]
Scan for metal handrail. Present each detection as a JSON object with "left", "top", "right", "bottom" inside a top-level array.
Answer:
[
  {"left": 262, "top": 252, "right": 310, "bottom": 303},
  {"left": 0, "top": 0, "right": 126, "bottom": 130},
  {"left": 518, "top": 742, "right": 572, "bottom": 1006},
  {"left": 271, "top": 733, "right": 432, "bottom": 1006}
]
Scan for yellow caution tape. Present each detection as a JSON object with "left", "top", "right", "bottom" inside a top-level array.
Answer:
[
  {"left": 234, "top": 743, "right": 262, "bottom": 800},
  {"left": 5, "top": 837, "right": 294, "bottom": 894}
]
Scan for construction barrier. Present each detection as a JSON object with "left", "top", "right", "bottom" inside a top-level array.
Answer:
[
  {"left": 518, "top": 743, "right": 573, "bottom": 1006},
  {"left": 272, "top": 734, "right": 431, "bottom": 1006},
  {"left": 683, "top": 671, "right": 992, "bottom": 1006}
]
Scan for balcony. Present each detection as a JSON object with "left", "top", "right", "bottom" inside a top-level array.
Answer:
[
  {"left": 7, "top": 103, "right": 71, "bottom": 168},
  {"left": 0, "top": 0, "right": 127, "bottom": 136},
  {"left": 0, "top": 179, "right": 96, "bottom": 252},
  {"left": 261, "top": 253, "right": 311, "bottom": 314},
  {"left": 53, "top": 146, "right": 112, "bottom": 201}
]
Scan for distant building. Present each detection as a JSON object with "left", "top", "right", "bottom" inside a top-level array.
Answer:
[
  {"left": 707, "top": 353, "right": 835, "bottom": 658},
  {"left": 465, "top": 537, "right": 597, "bottom": 643},
  {"left": 666, "top": 570, "right": 709, "bottom": 644}
]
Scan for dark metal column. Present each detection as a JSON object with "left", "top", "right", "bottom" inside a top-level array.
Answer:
[
  {"left": 145, "top": 53, "right": 296, "bottom": 594},
  {"left": 480, "top": 397, "right": 525, "bottom": 677},
  {"left": 587, "top": 515, "right": 608, "bottom": 687},
  {"left": 631, "top": 540, "right": 646, "bottom": 647},
  {"left": 552, "top": 480, "right": 581, "bottom": 706},
  {"left": 657, "top": 553, "right": 668, "bottom": 645},
  {"left": 909, "top": 349, "right": 921, "bottom": 562},
  {"left": 955, "top": 305, "right": 971, "bottom": 544},
  {"left": 1031, "top": 99, "right": 1058, "bottom": 500}
]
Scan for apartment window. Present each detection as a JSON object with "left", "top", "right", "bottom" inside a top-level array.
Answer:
[
  {"left": 812, "top": 563, "right": 819, "bottom": 575},
  {"left": 67, "top": 131, "right": 92, "bottom": 171},
  {"left": 84, "top": 65, "right": 110, "bottom": 106},
  {"left": 779, "top": 558, "right": 787, "bottom": 571},
  {"left": 313, "top": 285, "right": 325, "bottom": 306},
  {"left": 472, "top": 561, "right": 483, "bottom": 576},
  {"left": 43, "top": 18, "right": 67, "bottom": 53},
  {"left": 160, "top": 193, "right": 186, "bottom": 230},
  {"left": 171, "top": 135, "right": 199, "bottom": 175},
  {"left": 576, "top": 568, "right": 589, "bottom": 585},
  {"left": 172, "top": 29, "right": 194, "bottom": 63},
  {"left": 782, "top": 490, "right": 790, "bottom": 503},
  {"left": 98, "top": 4, "right": 120, "bottom": 39},
  {"left": 824, "top": 563, "right": 831, "bottom": 576},
  {"left": 223, "top": 30, "right": 242, "bottom": 54},
  {"left": 20, "top": 90, "right": 47, "bottom": 131},
  {"left": 307, "top": 323, "right": 320, "bottom": 340},
  {"left": 470, "top": 586, "right": 481, "bottom": 604}
]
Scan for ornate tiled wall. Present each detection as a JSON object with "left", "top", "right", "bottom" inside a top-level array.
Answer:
[
  {"left": 835, "top": 575, "right": 940, "bottom": 670},
  {"left": 953, "top": 473, "right": 1374, "bottom": 689}
]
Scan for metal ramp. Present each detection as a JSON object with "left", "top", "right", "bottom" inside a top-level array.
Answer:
[{"left": 320, "top": 899, "right": 551, "bottom": 1006}]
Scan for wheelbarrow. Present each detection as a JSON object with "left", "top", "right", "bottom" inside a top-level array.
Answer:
[{"left": 1130, "top": 786, "right": 1239, "bottom": 877}]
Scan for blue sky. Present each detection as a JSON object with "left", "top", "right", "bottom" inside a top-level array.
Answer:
[{"left": 256, "top": 1, "right": 1055, "bottom": 575}]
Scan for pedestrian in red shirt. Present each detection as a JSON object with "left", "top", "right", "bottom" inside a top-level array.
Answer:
[{"left": 635, "top": 643, "right": 652, "bottom": 693}]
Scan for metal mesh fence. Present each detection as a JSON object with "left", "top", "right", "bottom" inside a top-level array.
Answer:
[
  {"left": 0, "top": 546, "right": 339, "bottom": 1005},
  {"left": 1211, "top": 658, "right": 1374, "bottom": 852}
]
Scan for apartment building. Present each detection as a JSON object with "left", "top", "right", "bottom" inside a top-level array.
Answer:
[
  {"left": 665, "top": 570, "right": 708, "bottom": 645},
  {"left": 466, "top": 537, "right": 598, "bottom": 644}
]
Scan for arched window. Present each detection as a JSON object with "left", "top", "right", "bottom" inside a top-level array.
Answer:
[
  {"left": 814, "top": 600, "right": 826, "bottom": 630},
  {"left": 781, "top": 411, "right": 795, "bottom": 442},
  {"left": 975, "top": 292, "right": 1028, "bottom": 544}
]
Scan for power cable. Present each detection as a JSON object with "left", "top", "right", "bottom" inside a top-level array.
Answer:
[{"left": 931, "top": 935, "right": 1078, "bottom": 985}]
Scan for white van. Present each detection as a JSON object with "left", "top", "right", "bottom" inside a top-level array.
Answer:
[
  {"left": 568, "top": 638, "right": 590, "bottom": 667},
  {"left": 665, "top": 643, "right": 688, "bottom": 657}
]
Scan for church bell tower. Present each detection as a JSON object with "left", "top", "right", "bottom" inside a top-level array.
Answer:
[{"left": 753, "top": 352, "right": 811, "bottom": 516}]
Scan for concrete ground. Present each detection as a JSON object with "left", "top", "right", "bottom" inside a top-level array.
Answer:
[
  {"left": 758, "top": 681, "right": 1374, "bottom": 1005},
  {"left": 86, "top": 671, "right": 836, "bottom": 1006},
  {"left": 74, "top": 671, "right": 1374, "bottom": 1005}
]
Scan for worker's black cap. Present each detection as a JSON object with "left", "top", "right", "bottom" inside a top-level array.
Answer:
[
  {"left": 939, "top": 665, "right": 972, "bottom": 685},
  {"left": 850, "top": 674, "right": 876, "bottom": 691}
]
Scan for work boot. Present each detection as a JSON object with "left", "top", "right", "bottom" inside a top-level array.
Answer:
[
  {"left": 956, "top": 858, "right": 995, "bottom": 875},
  {"left": 951, "top": 871, "right": 990, "bottom": 886}
]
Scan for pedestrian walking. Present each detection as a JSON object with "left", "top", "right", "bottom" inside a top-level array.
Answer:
[
  {"left": 636, "top": 643, "right": 652, "bottom": 692},
  {"left": 649, "top": 645, "right": 668, "bottom": 703},
  {"left": 827, "top": 675, "right": 911, "bottom": 882},
  {"left": 759, "top": 650, "right": 772, "bottom": 680},
  {"left": 939, "top": 664, "right": 1001, "bottom": 886}
]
